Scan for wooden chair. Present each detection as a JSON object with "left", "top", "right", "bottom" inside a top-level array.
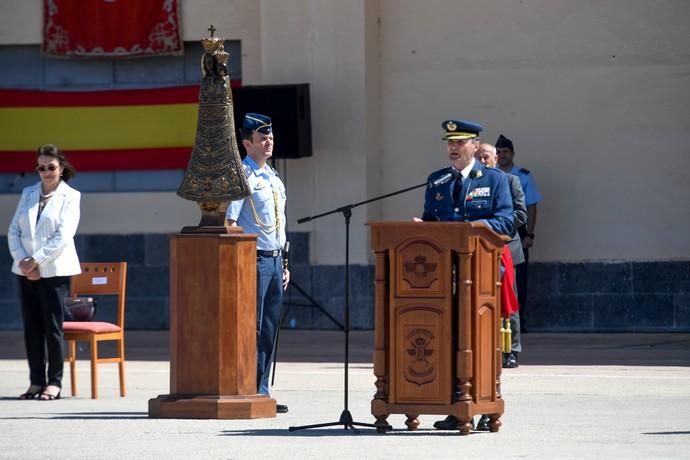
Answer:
[{"left": 64, "top": 262, "right": 127, "bottom": 399}]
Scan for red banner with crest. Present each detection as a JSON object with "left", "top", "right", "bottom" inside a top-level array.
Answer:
[{"left": 43, "top": 0, "right": 183, "bottom": 58}]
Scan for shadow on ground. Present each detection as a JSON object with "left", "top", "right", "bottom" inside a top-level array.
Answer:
[{"left": 0, "top": 411, "right": 149, "bottom": 420}]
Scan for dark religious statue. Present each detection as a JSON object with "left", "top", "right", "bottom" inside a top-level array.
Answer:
[{"left": 177, "top": 26, "right": 250, "bottom": 229}]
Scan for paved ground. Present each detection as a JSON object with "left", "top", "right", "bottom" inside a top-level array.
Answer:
[{"left": 0, "top": 331, "right": 689, "bottom": 459}]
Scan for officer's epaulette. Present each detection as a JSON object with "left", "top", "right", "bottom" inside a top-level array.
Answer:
[
  {"left": 519, "top": 167, "right": 531, "bottom": 174},
  {"left": 242, "top": 164, "right": 253, "bottom": 178},
  {"left": 269, "top": 165, "right": 280, "bottom": 176},
  {"left": 429, "top": 166, "right": 453, "bottom": 179}
]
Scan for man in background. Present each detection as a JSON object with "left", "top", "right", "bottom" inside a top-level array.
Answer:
[
  {"left": 496, "top": 134, "right": 541, "bottom": 332},
  {"left": 477, "top": 143, "right": 526, "bottom": 369}
]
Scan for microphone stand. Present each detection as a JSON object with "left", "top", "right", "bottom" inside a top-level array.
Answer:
[{"left": 288, "top": 180, "right": 429, "bottom": 433}]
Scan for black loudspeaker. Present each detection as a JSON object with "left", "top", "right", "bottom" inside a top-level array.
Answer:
[{"left": 232, "top": 84, "right": 313, "bottom": 159}]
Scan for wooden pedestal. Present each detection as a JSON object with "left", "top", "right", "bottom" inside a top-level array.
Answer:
[
  {"left": 369, "top": 221, "right": 505, "bottom": 434},
  {"left": 148, "top": 233, "right": 276, "bottom": 419}
]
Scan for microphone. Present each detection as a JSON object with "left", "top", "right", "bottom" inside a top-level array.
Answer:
[{"left": 430, "top": 172, "right": 454, "bottom": 187}]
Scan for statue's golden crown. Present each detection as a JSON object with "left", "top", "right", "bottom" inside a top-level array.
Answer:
[{"left": 201, "top": 36, "right": 224, "bottom": 53}]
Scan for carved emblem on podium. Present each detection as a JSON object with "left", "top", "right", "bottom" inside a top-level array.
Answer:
[
  {"left": 404, "top": 328, "right": 436, "bottom": 386},
  {"left": 403, "top": 255, "right": 438, "bottom": 289}
]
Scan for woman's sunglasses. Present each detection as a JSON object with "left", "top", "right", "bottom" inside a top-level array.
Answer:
[{"left": 36, "top": 164, "right": 59, "bottom": 173}]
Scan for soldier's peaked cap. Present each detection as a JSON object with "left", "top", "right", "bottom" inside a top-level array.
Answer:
[{"left": 442, "top": 119, "right": 483, "bottom": 140}]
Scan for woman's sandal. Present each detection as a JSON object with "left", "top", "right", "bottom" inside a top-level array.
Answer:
[
  {"left": 18, "top": 385, "right": 43, "bottom": 400},
  {"left": 38, "top": 385, "right": 61, "bottom": 401}
]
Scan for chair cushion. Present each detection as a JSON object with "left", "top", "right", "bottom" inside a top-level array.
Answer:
[{"left": 64, "top": 321, "right": 121, "bottom": 334}]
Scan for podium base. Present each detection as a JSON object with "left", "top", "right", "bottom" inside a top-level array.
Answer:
[{"left": 148, "top": 394, "right": 277, "bottom": 419}]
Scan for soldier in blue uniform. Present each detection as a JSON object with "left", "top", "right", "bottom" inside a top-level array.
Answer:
[
  {"left": 477, "top": 143, "right": 526, "bottom": 370},
  {"left": 226, "top": 113, "right": 289, "bottom": 414},
  {"left": 496, "top": 134, "right": 542, "bottom": 332},
  {"left": 422, "top": 119, "right": 514, "bottom": 431}
]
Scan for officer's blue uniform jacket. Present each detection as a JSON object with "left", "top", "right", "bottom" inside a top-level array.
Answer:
[{"left": 422, "top": 160, "right": 514, "bottom": 236}]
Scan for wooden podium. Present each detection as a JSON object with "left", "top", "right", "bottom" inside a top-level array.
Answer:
[
  {"left": 148, "top": 233, "right": 276, "bottom": 419},
  {"left": 369, "top": 221, "right": 505, "bottom": 434}
]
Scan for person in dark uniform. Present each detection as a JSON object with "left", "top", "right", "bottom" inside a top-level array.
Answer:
[
  {"left": 496, "top": 134, "right": 541, "bottom": 332},
  {"left": 420, "top": 120, "right": 513, "bottom": 236},
  {"left": 226, "top": 113, "right": 290, "bottom": 414},
  {"left": 419, "top": 120, "right": 514, "bottom": 431},
  {"left": 477, "top": 143, "right": 526, "bottom": 370}
]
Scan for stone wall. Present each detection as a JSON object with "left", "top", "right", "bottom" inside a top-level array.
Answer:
[
  {"left": 527, "top": 262, "right": 690, "bottom": 332},
  {"left": 1, "top": 233, "right": 688, "bottom": 332}
]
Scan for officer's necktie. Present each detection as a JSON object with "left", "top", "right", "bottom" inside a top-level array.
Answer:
[{"left": 452, "top": 173, "right": 463, "bottom": 208}]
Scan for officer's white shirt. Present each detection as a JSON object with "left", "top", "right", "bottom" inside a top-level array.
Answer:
[
  {"left": 226, "top": 156, "right": 286, "bottom": 251},
  {"left": 450, "top": 158, "right": 476, "bottom": 197}
]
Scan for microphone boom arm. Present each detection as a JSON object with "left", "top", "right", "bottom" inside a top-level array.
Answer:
[{"left": 297, "top": 181, "right": 427, "bottom": 224}]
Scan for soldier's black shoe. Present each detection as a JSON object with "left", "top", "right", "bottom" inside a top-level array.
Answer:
[
  {"left": 503, "top": 352, "right": 519, "bottom": 369},
  {"left": 433, "top": 415, "right": 459, "bottom": 430},
  {"left": 476, "top": 415, "right": 490, "bottom": 431},
  {"left": 433, "top": 415, "right": 475, "bottom": 430},
  {"left": 277, "top": 404, "right": 289, "bottom": 414}
]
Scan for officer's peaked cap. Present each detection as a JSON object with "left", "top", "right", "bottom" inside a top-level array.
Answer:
[{"left": 442, "top": 119, "right": 483, "bottom": 140}]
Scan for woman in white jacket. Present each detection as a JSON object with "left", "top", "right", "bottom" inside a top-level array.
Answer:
[{"left": 8, "top": 144, "right": 81, "bottom": 400}]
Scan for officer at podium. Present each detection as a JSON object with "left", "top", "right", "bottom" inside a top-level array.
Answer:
[
  {"left": 226, "top": 113, "right": 290, "bottom": 414},
  {"left": 418, "top": 119, "right": 514, "bottom": 431},
  {"left": 420, "top": 119, "right": 513, "bottom": 236}
]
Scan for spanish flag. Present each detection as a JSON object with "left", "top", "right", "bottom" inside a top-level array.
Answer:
[{"left": 0, "top": 85, "right": 209, "bottom": 172}]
